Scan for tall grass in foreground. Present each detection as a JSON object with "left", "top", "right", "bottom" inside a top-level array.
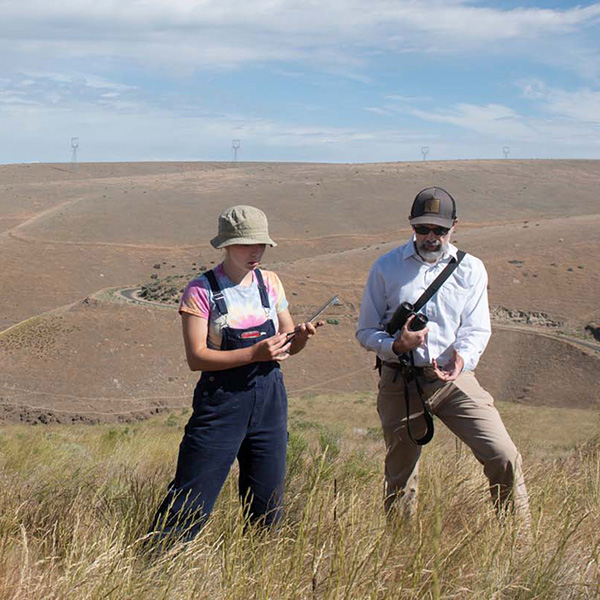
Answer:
[{"left": 0, "top": 411, "right": 598, "bottom": 599}]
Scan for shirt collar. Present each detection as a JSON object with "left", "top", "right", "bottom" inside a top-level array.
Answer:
[{"left": 402, "top": 236, "right": 458, "bottom": 264}]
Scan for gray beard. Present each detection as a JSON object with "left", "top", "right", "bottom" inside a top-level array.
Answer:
[{"left": 415, "top": 239, "right": 448, "bottom": 262}]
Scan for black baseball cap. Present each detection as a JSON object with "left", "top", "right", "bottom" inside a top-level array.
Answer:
[{"left": 409, "top": 187, "right": 457, "bottom": 228}]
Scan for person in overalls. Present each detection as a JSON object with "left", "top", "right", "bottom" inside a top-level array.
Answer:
[{"left": 151, "top": 205, "right": 320, "bottom": 541}]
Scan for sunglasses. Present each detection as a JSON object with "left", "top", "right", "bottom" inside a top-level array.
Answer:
[{"left": 413, "top": 225, "right": 450, "bottom": 236}]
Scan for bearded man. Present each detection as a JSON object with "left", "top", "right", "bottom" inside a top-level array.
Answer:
[{"left": 356, "top": 187, "right": 530, "bottom": 522}]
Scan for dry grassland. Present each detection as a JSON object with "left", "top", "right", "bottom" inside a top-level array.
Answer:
[{"left": 0, "top": 396, "right": 598, "bottom": 599}]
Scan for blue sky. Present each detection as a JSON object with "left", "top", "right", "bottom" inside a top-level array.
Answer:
[{"left": 1, "top": 0, "right": 599, "bottom": 163}]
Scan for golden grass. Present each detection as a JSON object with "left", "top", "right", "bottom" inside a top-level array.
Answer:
[{"left": 0, "top": 395, "right": 598, "bottom": 599}]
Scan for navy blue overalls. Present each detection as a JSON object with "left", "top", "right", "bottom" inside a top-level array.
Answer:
[{"left": 152, "top": 269, "right": 288, "bottom": 540}]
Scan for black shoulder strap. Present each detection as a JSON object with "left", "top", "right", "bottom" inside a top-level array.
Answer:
[
  {"left": 254, "top": 269, "right": 271, "bottom": 310},
  {"left": 413, "top": 250, "right": 466, "bottom": 313},
  {"left": 204, "top": 269, "right": 228, "bottom": 316}
]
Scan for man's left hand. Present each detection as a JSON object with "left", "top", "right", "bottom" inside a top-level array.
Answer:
[{"left": 432, "top": 349, "right": 464, "bottom": 382}]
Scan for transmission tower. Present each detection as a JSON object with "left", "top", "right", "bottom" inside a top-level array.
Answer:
[
  {"left": 502, "top": 146, "right": 510, "bottom": 159},
  {"left": 70, "top": 137, "right": 79, "bottom": 173},
  {"left": 232, "top": 139, "right": 241, "bottom": 163},
  {"left": 421, "top": 146, "right": 429, "bottom": 161}
]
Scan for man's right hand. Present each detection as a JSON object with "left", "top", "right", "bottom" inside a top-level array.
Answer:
[{"left": 391, "top": 315, "right": 429, "bottom": 355}]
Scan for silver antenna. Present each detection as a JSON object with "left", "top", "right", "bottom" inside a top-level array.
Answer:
[
  {"left": 421, "top": 146, "right": 429, "bottom": 161},
  {"left": 232, "top": 139, "right": 241, "bottom": 163},
  {"left": 502, "top": 146, "right": 510, "bottom": 159},
  {"left": 70, "top": 137, "right": 79, "bottom": 173}
]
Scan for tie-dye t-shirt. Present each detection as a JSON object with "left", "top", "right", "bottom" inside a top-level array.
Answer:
[{"left": 178, "top": 264, "right": 288, "bottom": 349}]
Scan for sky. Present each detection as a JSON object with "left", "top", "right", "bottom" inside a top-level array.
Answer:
[{"left": 1, "top": 0, "right": 599, "bottom": 164}]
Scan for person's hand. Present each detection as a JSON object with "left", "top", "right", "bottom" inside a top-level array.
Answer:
[
  {"left": 288, "top": 320, "right": 323, "bottom": 353},
  {"left": 432, "top": 349, "right": 464, "bottom": 382},
  {"left": 252, "top": 333, "right": 292, "bottom": 362},
  {"left": 392, "top": 315, "right": 428, "bottom": 355}
]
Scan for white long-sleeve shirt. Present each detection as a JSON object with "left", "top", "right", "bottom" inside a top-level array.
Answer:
[{"left": 356, "top": 238, "right": 491, "bottom": 372}]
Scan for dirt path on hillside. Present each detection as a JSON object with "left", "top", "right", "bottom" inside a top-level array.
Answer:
[
  {"left": 494, "top": 323, "right": 600, "bottom": 353},
  {"left": 0, "top": 198, "right": 83, "bottom": 239},
  {"left": 7, "top": 230, "right": 205, "bottom": 251},
  {"left": 113, "top": 287, "right": 600, "bottom": 353},
  {"left": 3, "top": 281, "right": 598, "bottom": 355}
]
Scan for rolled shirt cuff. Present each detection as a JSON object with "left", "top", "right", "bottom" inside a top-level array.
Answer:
[
  {"left": 378, "top": 337, "right": 400, "bottom": 363},
  {"left": 453, "top": 347, "right": 476, "bottom": 372}
]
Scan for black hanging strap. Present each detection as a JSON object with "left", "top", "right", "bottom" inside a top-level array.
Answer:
[
  {"left": 404, "top": 352, "right": 434, "bottom": 445},
  {"left": 254, "top": 269, "right": 271, "bottom": 310},
  {"left": 204, "top": 270, "right": 228, "bottom": 317}
]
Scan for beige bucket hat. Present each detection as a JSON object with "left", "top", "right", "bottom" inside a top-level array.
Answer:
[{"left": 210, "top": 205, "right": 277, "bottom": 249}]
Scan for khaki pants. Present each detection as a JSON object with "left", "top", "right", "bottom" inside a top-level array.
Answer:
[{"left": 377, "top": 364, "right": 530, "bottom": 520}]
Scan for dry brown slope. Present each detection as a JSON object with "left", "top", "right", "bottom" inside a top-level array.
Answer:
[
  {"left": 9, "top": 160, "right": 600, "bottom": 246},
  {"left": 1, "top": 160, "right": 598, "bottom": 331},
  {"left": 0, "top": 297, "right": 196, "bottom": 423},
  {"left": 1, "top": 159, "right": 599, "bottom": 423},
  {"left": 0, "top": 295, "right": 597, "bottom": 424}
]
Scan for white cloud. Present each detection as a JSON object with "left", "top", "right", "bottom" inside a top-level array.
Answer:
[
  {"left": 0, "top": 93, "right": 447, "bottom": 164},
  {"left": 5, "top": 1, "right": 599, "bottom": 38},
  {"left": 1, "top": 1, "right": 599, "bottom": 162},
  {"left": 1, "top": 94, "right": 597, "bottom": 164},
  {"left": 394, "top": 96, "right": 599, "bottom": 157},
  {"left": 410, "top": 103, "right": 536, "bottom": 140},
  {"left": 546, "top": 90, "right": 600, "bottom": 123},
  {"left": 1, "top": 1, "right": 599, "bottom": 74},
  {"left": 364, "top": 107, "right": 391, "bottom": 116},
  {"left": 384, "top": 2, "right": 600, "bottom": 41},
  {"left": 384, "top": 95, "right": 431, "bottom": 103},
  {"left": 21, "top": 72, "right": 136, "bottom": 91},
  {"left": 0, "top": 91, "right": 41, "bottom": 106},
  {"left": 519, "top": 80, "right": 600, "bottom": 123}
]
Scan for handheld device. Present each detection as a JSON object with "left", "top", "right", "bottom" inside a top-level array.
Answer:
[{"left": 286, "top": 295, "right": 339, "bottom": 339}]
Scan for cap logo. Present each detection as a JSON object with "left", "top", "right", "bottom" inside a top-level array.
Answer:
[{"left": 424, "top": 198, "right": 440, "bottom": 214}]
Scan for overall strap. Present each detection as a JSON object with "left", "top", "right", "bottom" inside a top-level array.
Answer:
[
  {"left": 204, "top": 270, "right": 228, "bottom": 317},
  {"left": 253, "top": 269, "right": 271, "bottom": 310},
  {"left": 413, "top": 250, "right": 466, "bottom": 313}
]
